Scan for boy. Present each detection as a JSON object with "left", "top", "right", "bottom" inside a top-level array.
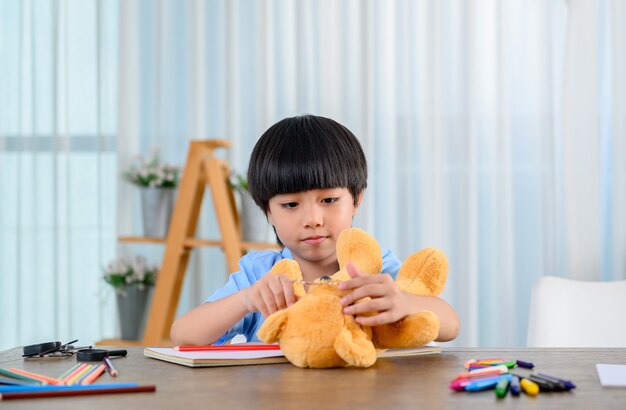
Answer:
[{"left": 170, "top": 115, "right": 460, "bottom": 345}]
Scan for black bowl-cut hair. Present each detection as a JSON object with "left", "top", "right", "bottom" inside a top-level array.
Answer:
[{"left": 247, "top": 114, "right": 368, "bottom": 214}]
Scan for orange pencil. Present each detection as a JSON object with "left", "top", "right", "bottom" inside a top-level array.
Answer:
[
  {"left": 7, "top": 368, "right": 63, "bottom": 386},
  {"left": 81, "top": 364, "right": 106, "bottom": 385}
]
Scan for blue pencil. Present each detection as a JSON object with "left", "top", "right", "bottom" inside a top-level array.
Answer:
[{"left": 0, "top": 383, "right": 139, "bottom": 393}]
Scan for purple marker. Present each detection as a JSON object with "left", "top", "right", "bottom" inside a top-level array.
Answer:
[{"left": 515, "top": 359, "right": 534, "bottom": 369}]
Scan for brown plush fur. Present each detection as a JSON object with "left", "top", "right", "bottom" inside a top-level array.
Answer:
[{"left": 257, "top": 228, "right": 448, "bottom": 368}]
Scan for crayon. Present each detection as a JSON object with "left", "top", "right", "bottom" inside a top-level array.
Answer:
[
  {"left": 515, "top": 359, "right": 534, "bottom": 369},
  {"left": 509, "top": 375, "right": 521, "bottom": 396},
  {"left": 520, "top": 377, "right": 539, "bottom": 396},
  {"left": 495, "top": 377, "right": 510, "bottom": 398}
]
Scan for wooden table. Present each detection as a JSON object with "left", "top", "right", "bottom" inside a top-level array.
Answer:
[{"left": 1, "top": 346, "right": 625, "bottom": 409}]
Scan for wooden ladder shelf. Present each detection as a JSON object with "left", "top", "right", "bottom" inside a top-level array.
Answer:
[{"left": 99, "top": 140, "right": 278, "bottom": 347}]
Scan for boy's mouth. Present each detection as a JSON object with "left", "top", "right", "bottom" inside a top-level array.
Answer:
[{"left": 302, "top": 235, "right": 327, "bottom": 245}]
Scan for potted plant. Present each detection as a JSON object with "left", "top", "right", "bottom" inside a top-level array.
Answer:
[
  {"left": 104, "top": 255, "right": 158, "bottom": 341},
  {"left": 229, "top": 172, "right": 273, "bottom": 243},
  {"left": 123, "top": 148, "right": 180, "bottom": 237}
]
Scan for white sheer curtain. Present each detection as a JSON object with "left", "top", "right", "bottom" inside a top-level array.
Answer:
[
  {"left": 117, "top": 0, "right": 626, "bottom": 347},
  {"left": 4, "top": 0, "right": 625, "bottom": 350},
  {"left": 0, "top": 0, "right": 118, "bottom": 350}
]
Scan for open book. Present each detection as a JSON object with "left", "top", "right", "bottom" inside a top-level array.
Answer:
[{"left": 143, "top": 344, "right": 442, "bottom": 368}]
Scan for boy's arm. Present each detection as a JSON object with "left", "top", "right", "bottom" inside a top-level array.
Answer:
[
  {"left": 170, "top": 273, "right": 297, "bottom": 346},
  {"left": 170, "top": 291, "right": 249, "bottom": 346}
]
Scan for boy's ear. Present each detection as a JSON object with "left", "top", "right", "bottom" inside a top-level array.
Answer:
[{"left": 353, "top": 192, "right": 364, "bottom": 213}]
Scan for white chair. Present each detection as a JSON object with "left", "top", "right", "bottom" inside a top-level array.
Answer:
[{"left": 527, "top": 276, "right": 626, "bottom": 347}]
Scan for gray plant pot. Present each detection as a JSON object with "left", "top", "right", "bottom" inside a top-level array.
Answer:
[
  {"left": 140, "top": 186, "right": 176, "bottom": 238},
  {"left": 115, "top": 284, "right": 153, "bottom": 341},
  {"left": 240, "top": 193, "right": 273, "bottom": 242}
]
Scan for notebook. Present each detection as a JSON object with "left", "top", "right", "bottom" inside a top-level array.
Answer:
[{"left": 143, "top": 345, "right": 442, "bottom": 368}]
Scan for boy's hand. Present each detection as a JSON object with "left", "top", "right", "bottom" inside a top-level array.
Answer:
[
  {"left": 242, "top": 273, "right": 297, "bottom": 317},
  {"left": 338, "top": 262, "right": 410, "bottom": 326}
]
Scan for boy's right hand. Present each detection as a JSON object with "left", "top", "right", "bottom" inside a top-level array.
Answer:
[{"left": 242, "top": 274, "right": 297, "bottom": 317}]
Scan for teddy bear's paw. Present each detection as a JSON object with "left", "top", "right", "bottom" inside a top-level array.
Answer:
[
  {"left": 334, "top": 327, "right": 377, "bottom": 368},
  {"left": 336, "top": 228, "right": 382, "bottom": 275},
  {"left": 372, "top": 311, "right": 440, "bottom": 349},
  {"left": 257, "top": 309, "right": 289, "bottom": 343},
  {"left": 396, "top": 247, "right": 448, "bottom": 296}
]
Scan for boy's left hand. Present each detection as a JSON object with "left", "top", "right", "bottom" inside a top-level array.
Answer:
[{"left": 338, "top": 262, "right": 409, "bottom": 326}]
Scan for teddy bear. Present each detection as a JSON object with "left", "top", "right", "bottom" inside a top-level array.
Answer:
[{"left": 256, "top": 227, "right": 448, "bottom": 368}]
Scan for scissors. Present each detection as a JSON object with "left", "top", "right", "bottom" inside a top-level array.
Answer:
[{"left": 22, "top": 339, "right": 89, "bottom": 358}]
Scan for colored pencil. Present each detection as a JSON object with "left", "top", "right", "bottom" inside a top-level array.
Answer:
[
  {"left": 81, "top": 364, "right": 106, "bottom": 385},
  {"left": 7, "top": 368, "right": 63, "bottom": 385},
  {"left": 0, "top": 376, "right": 41, "bottom": 386},
  {"left": 103, "top": 357, "right": 118, "bottom": 377},
  {"left": 175, "top": 344, "right": 281, "bottom": 352},
  {"left": 0, "top": 385, "right": 156, "bottom": 400},
  {"left": 75, "top": 365, "right": 100, "bottom": 385},
  {"left": 0, "top": 383, "right": 138, "bottom": 393},
  {"left": 58, "top": 363, "right": 82, "bottom": 380},
  {"left": 0, "top": 368, "right": 46, "bottom": 385},
  {"left": 62, "top": 363, "right": 87, "bottom": 384},
  {"left": 66, "top": 364, "right": 93, "bottom": 385}
]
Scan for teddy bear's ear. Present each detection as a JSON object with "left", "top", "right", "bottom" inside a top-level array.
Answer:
[
  {"left": 257, "top": 309, "right": 289, "bottom": 343},
  {"left": 336, "top": 228, "right": 382, "bottom": 275},
  {"left": 397, "top": 247, "right": 448, "bottom": 296},
  {"left": 268, "top": 259, "right": 306, "bottom": 298}
]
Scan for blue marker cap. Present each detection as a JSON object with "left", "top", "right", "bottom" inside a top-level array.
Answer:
[{"left": 509, "top": 375, "right": 521, "bottom": 396}]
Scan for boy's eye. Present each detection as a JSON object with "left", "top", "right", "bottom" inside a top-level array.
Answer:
[
  {"left": 322, "top": 197, "right": 339, "bottom": 204},
  {"left": 281, "top": 202, "right": 299, "bottom": 209}
]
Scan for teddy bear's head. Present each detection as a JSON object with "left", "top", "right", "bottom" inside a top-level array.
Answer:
[{"left": 257, "top": 228, "right": 448, "bottom": 368}]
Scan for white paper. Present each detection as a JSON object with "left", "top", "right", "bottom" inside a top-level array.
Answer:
[{"left": 596, "top": 363, "right": 626, "bottom": 387}]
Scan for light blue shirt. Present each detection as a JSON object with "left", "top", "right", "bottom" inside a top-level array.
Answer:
[{"left": 206, "top": 247, "right": 402, "bottom": 345}]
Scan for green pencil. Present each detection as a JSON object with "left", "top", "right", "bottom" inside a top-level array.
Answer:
[{"left": 0, "top": 368, "right": 46, "bottom": 385}]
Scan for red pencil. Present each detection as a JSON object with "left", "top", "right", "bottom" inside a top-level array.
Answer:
[
  {"left": 175, "top": 344, "right": 281, "bottom": 352},
  {"left": 0, "top": 385, "right": 156, "bottom": 400}
]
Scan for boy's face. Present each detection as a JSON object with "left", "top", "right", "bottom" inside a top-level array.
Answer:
[{"left": 267, "top": 188, "right": 361, "bottom": 271}]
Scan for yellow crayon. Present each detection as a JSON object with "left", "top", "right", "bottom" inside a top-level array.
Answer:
[{"left": 520, "top": 378, "right": 539, "bottom": 396}]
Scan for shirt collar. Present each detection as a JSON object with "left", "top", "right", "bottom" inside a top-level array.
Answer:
[{"left": 280, "top": 247, "right": 293, "bottom": 260}]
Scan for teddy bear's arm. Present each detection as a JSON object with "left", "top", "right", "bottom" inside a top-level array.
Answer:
[
  {"left": 372, "top": 310, "right": 440, "bottom": 349},
  {"left": 257, "top": 309, "right": 289, "bottom": 343},
  {"left": 333, "top": 315, "right": 377, "bottom": 368}
]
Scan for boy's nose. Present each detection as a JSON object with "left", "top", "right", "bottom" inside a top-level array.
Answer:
[{"left": 303, "top": 204, "right": 323, "bottom": 228}]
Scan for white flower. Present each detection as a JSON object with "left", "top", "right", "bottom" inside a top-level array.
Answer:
[
  {"left": 123, "top": 149, "right": 180, "bottom": 188},
  {"left": 103, "top": 255, "right": 158, "bottom": 290}
]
